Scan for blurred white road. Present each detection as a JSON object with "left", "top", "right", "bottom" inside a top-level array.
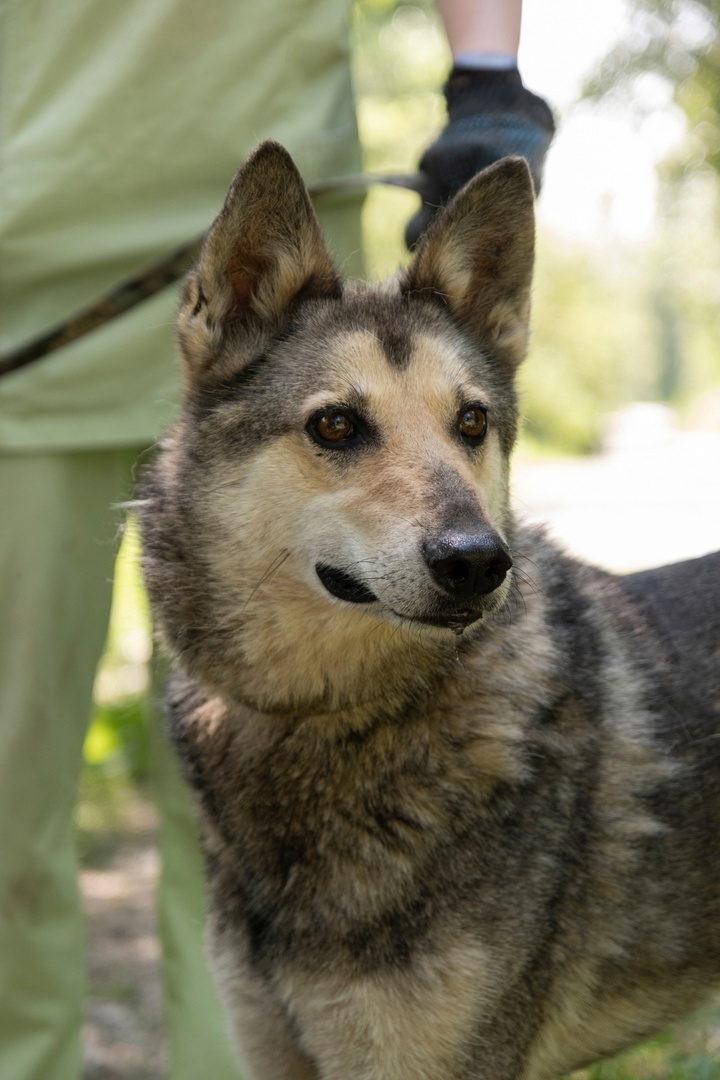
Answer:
[{"left": 513, "top": 405, "right": 720, "bottom": 574}]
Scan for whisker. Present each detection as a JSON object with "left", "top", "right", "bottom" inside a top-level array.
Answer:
[{"left": 242, "top": 549, "right": 291, "bottom": 611}]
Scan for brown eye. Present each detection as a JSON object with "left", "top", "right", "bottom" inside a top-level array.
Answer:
[
  {"left": 458, "top": 404, "right": 488, "bottom": 442},
  {"left": 307, "top": 408, "right": 366, "bottom": 449},
  {"left": 316, "top": 411, "right": 354, "bottom": 441}
]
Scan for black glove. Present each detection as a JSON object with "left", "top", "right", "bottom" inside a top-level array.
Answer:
[{"left": 405, "top": 66, "right": 555, "bottom": 248}]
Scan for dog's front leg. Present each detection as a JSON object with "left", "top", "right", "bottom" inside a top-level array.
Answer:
[
  {"left": 277, "top": 944, "right": 528, "bottom": 1080},
  {"left": 211, "top": 955, "right": 320, "bottom": 1080}
]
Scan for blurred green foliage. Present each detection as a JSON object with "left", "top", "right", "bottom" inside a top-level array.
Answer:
[
  {"left": 353, "top": 0, "right": 448, "bottom": 277},
  {"left": 577, "top": 992, "right": 720, "bottom": 1079},
  {"left": 523, "top": 239, "right": 658, "bottom": 453},
  {"left": 580, "top": 0, "right": 720, "bottom": 445},
  {"left": 584, "top": 0, "right": 720, "bottom": 177},
  {"left": 82, "top": 521, "right": 153, "bottom": 784}
]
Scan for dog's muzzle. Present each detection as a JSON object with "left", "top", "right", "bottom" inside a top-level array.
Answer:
[{"left": 315, "top": 531, "right": 511, "bottom": 631}]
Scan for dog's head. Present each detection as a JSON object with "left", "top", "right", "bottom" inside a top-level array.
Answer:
[{"left": 140, "top": 142, "right": 535, "bottom": 713}]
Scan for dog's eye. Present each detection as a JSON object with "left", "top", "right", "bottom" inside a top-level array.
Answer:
[
  {"left": 458, "top": 404, "right": 488, "bottom": 443},
  {"left": 307, "top": 408, "right": 363, "bottom": 449}
]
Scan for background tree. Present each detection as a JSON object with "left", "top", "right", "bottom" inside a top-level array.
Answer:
[{"left": 585, "top": 0, "right": 720, "bottom": 178}]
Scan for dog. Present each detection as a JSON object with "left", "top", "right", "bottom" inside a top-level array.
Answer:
[{"left": 139, "top": 141, "right": 720, "bottom": 1079}]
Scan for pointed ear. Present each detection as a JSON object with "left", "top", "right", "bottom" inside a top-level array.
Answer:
[
  {"left": 402, "top": 157, "right": 535, "bottom": 370},
  {"left": 178, "top": 141, "right": 341, "bottom": 383}
]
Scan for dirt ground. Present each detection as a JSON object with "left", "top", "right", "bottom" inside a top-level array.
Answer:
[{"left": 82, "top": 809, "right": 167, "bottom": 1080}]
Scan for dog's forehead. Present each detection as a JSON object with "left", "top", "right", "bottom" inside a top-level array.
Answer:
[
  {"left": 318, "top": 328, "right": 471, "bottom": 401},
  {"left": 295, "top": 293, "right": 492, "bottom": 406}
]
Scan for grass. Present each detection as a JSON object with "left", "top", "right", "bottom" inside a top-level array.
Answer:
[{"left": 576, "top": 998, "right": 720, "bottom": 1079}]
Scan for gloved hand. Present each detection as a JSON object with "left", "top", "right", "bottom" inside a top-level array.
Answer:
[{"left": 405, "top": 66, "right": 555, "bottom": 248}]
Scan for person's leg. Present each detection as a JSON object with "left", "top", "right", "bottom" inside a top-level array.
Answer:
[
  {"left": 0, "top": 447, "right": 138, "bottom": 1080},
  {"left": 151, "top": 714, "right": 245, "bottom": 1077}
]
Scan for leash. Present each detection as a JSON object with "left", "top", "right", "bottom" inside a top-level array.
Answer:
[{"left": 0, "top": 172, "right": 427, "bottom": 378}]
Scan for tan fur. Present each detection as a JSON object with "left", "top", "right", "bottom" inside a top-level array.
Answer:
[
  {"left": 404, "top": 160, "right": 534, "bottom": 370},
  {"left": 139, "top": 143, "right": 720, "bottom": 1079},
  {"left": 276, "top": 940, "right": 495, "bottom": 1080}
]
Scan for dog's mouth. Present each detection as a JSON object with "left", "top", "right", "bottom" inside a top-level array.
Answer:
[
  {"left": 391, "top": 608, "right": 483, "bottom": 633},
  {"left": 315, "top": 562, "right": 486, "bottom": 633},
  {"left": 316, "top": 563, "right": 377, "bottom": 604}
]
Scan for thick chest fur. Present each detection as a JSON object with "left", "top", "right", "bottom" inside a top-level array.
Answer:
[
  {"left": 181, "top": 697, "right": 561, "bottom": 971},
  {"left": 173, "top": 675, "right": 593, "bottom": 1079}
]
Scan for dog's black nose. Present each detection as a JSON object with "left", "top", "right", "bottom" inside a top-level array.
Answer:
[{"left": 423, "top": 532, "right": 512, "bottom": 599}]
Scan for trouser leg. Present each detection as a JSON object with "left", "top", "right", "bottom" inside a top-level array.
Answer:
[
  {"left": 151, "top": 709, "right": 245, "bottom": 1078},
  {"left": 0, "top": 447, "right": 137, "bottom": 1080}
]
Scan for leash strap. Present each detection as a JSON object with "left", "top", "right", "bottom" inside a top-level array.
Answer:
[{"left": 0, "top": 172, "right": 425, "bottom": 377}]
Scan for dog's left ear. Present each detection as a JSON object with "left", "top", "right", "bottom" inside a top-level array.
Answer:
[
  {"left": 402, "top": 157, "right": 535, "bottom": 370},
  {"left": 178, "top": 141, "right": 341, "bottom": 383}
]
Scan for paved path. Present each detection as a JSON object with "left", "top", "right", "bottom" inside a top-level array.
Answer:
[{"left": 514, "top": 407, "right": 720, "bottom": 573}]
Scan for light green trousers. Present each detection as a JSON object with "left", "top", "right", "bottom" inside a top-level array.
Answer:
[
  {"left": 0, "top": 449, "right": 242, "bottom": 1079},
  {"left": 0, "top": 193, "right": 363, "bottom": 1080}
]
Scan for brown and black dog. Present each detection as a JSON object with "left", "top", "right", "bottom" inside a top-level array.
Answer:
[{"left": 139, "top": 142, "right": 720, "bottom": 1080}]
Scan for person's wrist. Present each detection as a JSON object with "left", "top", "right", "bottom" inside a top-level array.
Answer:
[
  {"left": 444, "top": 65, "right": 553, "bottom": 133},
  {"left": 452, "top": 51, "right": 517, "bottom": 70}
]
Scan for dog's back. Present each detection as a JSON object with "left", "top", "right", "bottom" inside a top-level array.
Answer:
[{"left": 624, "top": 551, "right": 720, "bottom": 686}]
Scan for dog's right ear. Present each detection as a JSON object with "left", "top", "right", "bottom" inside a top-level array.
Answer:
[
  {"left": 402, "top": 157, "right": 535, "bottom": 372},
  {"left": 178, "top": 141, "right": 341, "bottom": 385}
]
